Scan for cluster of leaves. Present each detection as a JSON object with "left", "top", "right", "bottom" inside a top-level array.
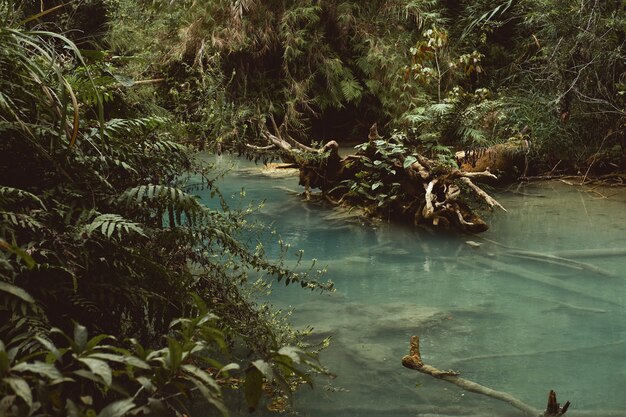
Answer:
[
  {"left": 338, "top": 138, "right": 410, "bottom": 214},
  {"left": 0, "top": 10, "right": 330, "bottom": 417},
  {"left": 0, "top": 302, "right": 233, "bottom": 417},
  {"left": 402, "top": 87, "right": 504, "bottom": 153},
  {"left": 330, "top": 136, "right": 454, "bottom": 219}
]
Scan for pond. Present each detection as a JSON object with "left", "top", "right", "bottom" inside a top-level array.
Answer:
[{"left": 197, "top": 155, "right": 626, "bottom": 417}]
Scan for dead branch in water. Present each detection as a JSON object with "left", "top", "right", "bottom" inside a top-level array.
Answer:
[
  {"left": 249, "top": 123, "right": 507, "bottom": 233},
  {"left": 401, "top": 336, "right": 570, "bottom": 417}
]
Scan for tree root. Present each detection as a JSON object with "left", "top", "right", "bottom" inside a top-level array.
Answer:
[
  {"left": 401, "top": 336, "right": 570, "bottom": 417},
  {"left": 250, "top": 124, "right": 507, "bottom": 233}
]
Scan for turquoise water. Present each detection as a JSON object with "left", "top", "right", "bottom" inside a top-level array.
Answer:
[{"left": 197, "top": 155, "right": 626, "bottom": 417}]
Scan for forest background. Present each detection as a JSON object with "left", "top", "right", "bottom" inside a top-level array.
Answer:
[{"left": 1, "top": 1, "right": 624, "bottom": 416}]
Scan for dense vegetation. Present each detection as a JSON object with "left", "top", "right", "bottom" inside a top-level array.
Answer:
[
  {"left": 100, "top": 0, "right": 624, "bottom": 171},
  {"left": 1, "top": 0, "right": 624, "bottom": 416},
  {"left": 0, "top": 3, "right": 330, "bottom": 416}
]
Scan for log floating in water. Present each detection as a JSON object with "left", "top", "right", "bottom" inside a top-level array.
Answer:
[{"left": 401, "top": 336, "right": 570, "bottom": 417}]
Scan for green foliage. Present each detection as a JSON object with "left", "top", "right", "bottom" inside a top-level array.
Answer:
[
  {"left": 1, "top": 9, "right": 330, "bottom": 416},
  {"left": 0, "top": 309, "right": 233, "bottom": 416},
  {"left": 100, "top": 0, "right": 447, "bottom": 145},
  {"left": 457, "top": 0, "right": 625, "bottom": 168},
  {"left": 94, "top": 0, "right": 624, "bottom": 169}
]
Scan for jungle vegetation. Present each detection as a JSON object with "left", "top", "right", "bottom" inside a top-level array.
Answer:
[{"left": 0, "top": 0, "right": 624, "bottom": 416}]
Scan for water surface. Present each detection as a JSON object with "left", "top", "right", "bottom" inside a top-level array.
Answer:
[{"left": 198, "top": 156, "right": 626, "bottom": 417}]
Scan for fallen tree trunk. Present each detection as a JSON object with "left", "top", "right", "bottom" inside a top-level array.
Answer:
[
  {"left": 252, "top": 124, "right": 506, "bottom": 233},
  {"left": 401, "top": 336, "right": 570, "bottom": 417}
]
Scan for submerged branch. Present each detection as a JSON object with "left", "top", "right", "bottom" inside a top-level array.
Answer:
[
  {"left": 402, "top": 336, "right": 570, "bottom": 417},
  {"left": 459, "top": 177, "right": 507, "bottom": 212}
]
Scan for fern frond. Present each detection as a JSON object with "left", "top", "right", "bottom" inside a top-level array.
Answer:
[
  {"left": 340, "top": 77, "right": 363, "bottom": 103},
  {"left": 118, "top": 185, "right": 202, "bottom": 213},
  {"left": 101, "top": 116, "right": 170, "bottom": 139},
  {"left": 0, "top": 187, "right": 45, "bottom": 210},
  {"left": 0, "top": 212, "right": 44, "bottom": 233},
  {"left": 456, "top": 126, "right": 486, "bottom": 146},
  {"left": 83, "top": 214, "right": 147, "bottom": 239},
  {"left": 143, "top": 139, "right": 188, "bottom": 155},
  {"left": 427, "top": 103, "right": 454, "bottom": 116},
  {"left": 403, "top": 108, "right": 429, "bottom": 125}
]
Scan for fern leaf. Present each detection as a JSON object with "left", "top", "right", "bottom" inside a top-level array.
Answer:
[
  {"left": 456, "top": 126, "right": 486, "bottom": 146},
  {"left": 83, "top": 214, "right": 146, "bottom": 239},
  {"left": 118, "top": 185, "right": 204, "bottom": 228},
  {"left": 340, "top": 78, "right": 363, "bottom": 103},
  {"left": 428, "top": 103, "right": 454, "bottom": 116},
  {"left": 100, "top": 116, "right": 169, "bottom": 139},
  {"left": 0, "top": 187, "right": 45, "bottom": 210},
  {"left": 1, "top": 212, "right": 44, "bottom": 233}
]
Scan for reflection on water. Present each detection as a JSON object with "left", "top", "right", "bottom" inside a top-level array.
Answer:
[{"left": 196, "top": 155, "right": 626, "bottom": 417}]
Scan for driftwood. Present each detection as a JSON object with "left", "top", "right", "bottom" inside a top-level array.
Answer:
[
  {"left": 401, "top": 336, "right": 570, "bottom": 417},
  {"left": 252, "top": 123, "right": 506, "bottom": 233}
]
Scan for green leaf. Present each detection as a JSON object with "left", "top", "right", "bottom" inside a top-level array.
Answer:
[
  {"left": 79, "top": 358, "right": 112, "bottom": 386},
  {"left": 73, "top": 369, "right": 102, "bottom": 385},
  {"left": 252, "top": 359, "right": 273, "bottom": 380},
  {"left": 218, "top": 363, "right": 240, "bottom": 375},
  {"left": 244, "top": 368, "right": 264, "bottom": 412},
  {"left": 12, "top": 361, "right": 63, "bottom": 380},
  {"left": 112, "top": 74, "right": 136, "bottom": 88},
  {"left": 88, "top": 353, "right": 150, "bottom": 370},
  {"left": 97, "top": 398, "right": 135, "bottom": 417},
  {"left": 74, "top": 323, "right": 88, "bottom": 352},
  {"left": 35, "top": 336, "right": 61, "bottom": 361},
  {"left": 186, "top": 375, "right": 229, "bottom": 416},
  {"left": 0, "top": 240, "right": 35, "bottom": 268},
  {"left": 166, "top": 338, "right": 183, "bottom": 372},
  {"left": 371, "top": 182, "right": 383, "bottom": 191},
  {"left": 403, "top": 156, "right": 417, "bottom": 169},
  {"left": 0, "top": 351, "right": 10, "bottom": 374},
  {"left": 143, "top": 398, "right": 167, "bottom": 416},
  {"left": 181, "top": 364, "right": 220, "bottom": 391},
  {"left": 3, "top": 377, "right": 32, "bottom": 408},
  {"left": 85, "top": 334, "right": 114, "bottom": 351},
  {"left": 66, "top": 399, "right": 80, "bottom": 417},
  {"left": 277, "top": 346, "right": 302, "bottom": 364},
  {"left": 0, "top": 281, "right": 34, "bottom": 303}
]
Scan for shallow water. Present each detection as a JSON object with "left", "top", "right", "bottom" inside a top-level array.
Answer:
[{"left": 197, "top": 155, "right": 626, "bottom": 417}]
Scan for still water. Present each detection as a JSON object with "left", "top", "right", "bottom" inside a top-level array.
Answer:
[{"left": 198, "top": 155, "right": 626, "bottom": 417}]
